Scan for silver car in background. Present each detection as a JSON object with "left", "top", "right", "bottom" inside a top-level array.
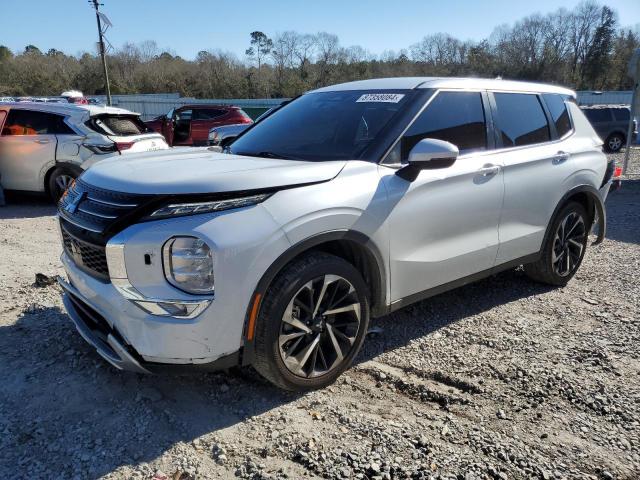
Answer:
[
  {"left": 0, "top": 102, "right": 168, "bottom": 199},
  {"left": 57, "top": 77, "right": 611, "bottom": 391},
  {"left": 208, "top": 106, "right": 282, "bottom": 147}
]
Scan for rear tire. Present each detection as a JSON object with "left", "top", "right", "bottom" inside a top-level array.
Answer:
[
  {"left": 604, "top": 133, "right": 624, "bottom": 153},
  {"left": 48, "top": 166, "right": 81, "bottom": 202},
  {"left": 253, "top": 252, "right": 370, "bottom": 391},
  {"left": 524, "top": 201, "right": 589, "bottom": 286}
]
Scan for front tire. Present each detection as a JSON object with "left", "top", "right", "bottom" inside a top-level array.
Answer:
[
  {"left": 253, "top": 253, "right": 370, "bottom": 391},
  {"left": 524, "top": 201, "right": 589, "bottom": 286}
]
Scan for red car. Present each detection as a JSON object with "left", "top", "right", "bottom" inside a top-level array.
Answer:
[{"left": 146, "top": 105, "right": 252, "bottom": 146}]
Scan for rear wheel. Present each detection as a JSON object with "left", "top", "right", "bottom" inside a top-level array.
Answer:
[
  {"left": 524, "top": 201, "right": 589, "bottom": 286},
  {"left": 48, "top": 166, "right": 81, "bottom": 202},
  {"left": 604, "top": 133, "right": 624, "bottom": 153},
  {"left": 253, "top": 253, "right": 370, "bottom": 391}
]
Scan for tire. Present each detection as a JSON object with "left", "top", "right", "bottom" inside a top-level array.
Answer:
[
  {"left": 48, "top": 165, "right": 81, "bottom": 202},
  {"left": 524, "top": 201, "right": 589, "bottom": 286},
  {"left": 253, "top": 252, "right": 370, "bottom": 391},
  {"left": 604, "top": 133, "right": 624, "bottom": 153}
]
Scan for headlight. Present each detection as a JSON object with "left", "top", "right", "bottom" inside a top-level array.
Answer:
[
  {"left": 147, "top": 193, "right": 271, "bottom": 220},
  {"left": 162, "top": 237, "right": 214, "bottom": 294}
]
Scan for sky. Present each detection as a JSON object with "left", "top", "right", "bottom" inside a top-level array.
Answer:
[{"left": 1, "top": 0, "right": 639, "bottom": 60}]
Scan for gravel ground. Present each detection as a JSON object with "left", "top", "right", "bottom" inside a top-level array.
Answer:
[{"left": 0, "top": 151, "right": 639, "bottom": 480}]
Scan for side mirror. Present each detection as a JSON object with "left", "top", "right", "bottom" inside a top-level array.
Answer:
[{"left": 397, "top": 138, "right": 459, "bottom": 181}]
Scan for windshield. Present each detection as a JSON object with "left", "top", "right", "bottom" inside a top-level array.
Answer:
[{"left": 230, "top": 90, "right": 413, "bottom": 161}]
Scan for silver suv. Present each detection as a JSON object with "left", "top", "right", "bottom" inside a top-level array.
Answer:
[
  {"left": 57, "top": 78, "right": 611, "bottom": 391},
  {"left": 0, "top": 102, "right": 168, "bottom": 200}
]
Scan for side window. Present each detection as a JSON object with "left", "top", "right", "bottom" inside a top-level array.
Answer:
[
  {"left": 401, "top": 91, "right": 487, "bottom": 159},
  {"left": 175, "top": 109, "right": 192, "bottom": 122},
  {"left": 49, "top": 115, "right": 76, "bottom": 135},
  {"left": 542, "top": 94, "right": 572, "bottom": 138},
  {"left": 583, "top": 108, "right": 612, "bottom": 123},
  {"left": 193, "top": 109, "right": 226, "bottom": 121},
  {"left": 493, "top": 93, "right": 550, "bottom": 147},
  {"left": 0, "top": 109, "right": 69, "bottom": 136},
  {"left": 612, "top": 109, "right": 630, "bottom": 121}
]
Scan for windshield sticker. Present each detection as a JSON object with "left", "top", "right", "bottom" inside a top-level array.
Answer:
[{"left": 356, "top": 93, "right": 405, "bottom": 103}]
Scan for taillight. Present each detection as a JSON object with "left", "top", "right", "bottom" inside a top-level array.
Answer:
[{"left": 115, "top": 142, "right": 134, "bottom": 152}]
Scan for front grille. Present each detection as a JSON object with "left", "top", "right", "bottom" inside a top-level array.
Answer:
[
  {"left": 58, "top": 179, "right": 147, "bottom": 236},
  {"left": 61, "top": 223, "right": 110, "bottom": 279},
  {"left": 58, "top": 179, "right": 152, "bottom": 280}
]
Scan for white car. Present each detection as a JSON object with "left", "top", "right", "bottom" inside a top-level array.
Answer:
[
  {"left": 57, "top": 77, "right": 612, "bottom": 390},
  {"left": 0, "top": 102, "right": 168, "bottom": 199}
]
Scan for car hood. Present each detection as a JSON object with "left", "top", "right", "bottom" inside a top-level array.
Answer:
[{"left": 80, "top": 148, "right": 347, "bottom": 194}]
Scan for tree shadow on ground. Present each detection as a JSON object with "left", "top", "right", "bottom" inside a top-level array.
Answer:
[
  {"left": 0, "top": 266, "right": 552, "bottom": 478},
  {"left": 0, "top": 191, "right": 56, "bottom": 220}
]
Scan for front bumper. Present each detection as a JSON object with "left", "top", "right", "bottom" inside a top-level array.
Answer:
[{"left": 58, "top": 275, "right": 240, "bottom": 374}]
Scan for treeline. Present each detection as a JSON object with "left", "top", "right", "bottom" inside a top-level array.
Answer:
[{"left": 0, "top": 1, "right": 638, "bottom": 99}]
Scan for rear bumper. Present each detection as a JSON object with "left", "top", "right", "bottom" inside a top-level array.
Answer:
[{"left": 58, "top": 275, "right": 240, "bottom": 374}]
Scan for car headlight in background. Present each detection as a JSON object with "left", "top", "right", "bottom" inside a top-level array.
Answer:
[
  {"left": 162, "top": 237, "right": 214, "bottom": 294},
  {"left": 147, "top": 193, "right": 271, "bottom": 220}
]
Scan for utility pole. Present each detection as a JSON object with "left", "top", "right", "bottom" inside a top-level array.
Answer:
[{"left": 92, "top": 0, "right": 112, "bottom": 106}]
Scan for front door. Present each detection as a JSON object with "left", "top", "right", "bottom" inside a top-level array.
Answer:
[
  {"left": 0, "top": 109, "right": 58, "bottom": 191},
  {"left": 172, "top": 108, "right": 193, "bottom": 145},
  {"left": 382, "top": 90, "right": 504, "bottom": 303}
]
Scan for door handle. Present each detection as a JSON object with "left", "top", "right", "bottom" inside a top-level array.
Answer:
[
  {"left": 479, "top": 164, "right": 501, "bottom": 177},
  {"left": 552, "top": 151, "right": 570, "bottom": 164},
  {"left": 34, "top": 139, "right": 50, "bottom": 144}
]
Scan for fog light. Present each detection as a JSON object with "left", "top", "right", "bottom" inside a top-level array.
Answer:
[{"left": 162, "top": 237, "right": 214, "bottom": 294}]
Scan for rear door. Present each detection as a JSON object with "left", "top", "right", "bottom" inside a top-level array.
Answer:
[
  {"left": 0, "top": 108, "right": 59, "bottom": 191},
  {"left": 490, "top": 92, "right": 575, "bottom": 264},
  {"left": 383, "top": 90, "right": 504, "bottom": 302}
]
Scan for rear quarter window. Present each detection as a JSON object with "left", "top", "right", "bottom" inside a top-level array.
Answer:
[
  {"left": 87, "top": 115, "right": 150, "bottom": 136},
  {"left": 542, "top": 94, "right": 572, "bottom": 138}
]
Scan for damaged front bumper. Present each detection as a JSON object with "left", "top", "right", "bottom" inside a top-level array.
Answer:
[{"left": 57, "top": 275, "right": 240, "bottom": 374}]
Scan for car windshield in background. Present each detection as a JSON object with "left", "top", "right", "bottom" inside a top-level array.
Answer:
[
  {"left": 88, "top": 114, "right": 150, "bottom": 136},
  {"left": 230, "top": 90, "right": 414, "bottom": 161}
]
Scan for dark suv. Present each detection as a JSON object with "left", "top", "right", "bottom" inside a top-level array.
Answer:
[{"left": 580, "top": 105, "right": 637, "bottom": 152}]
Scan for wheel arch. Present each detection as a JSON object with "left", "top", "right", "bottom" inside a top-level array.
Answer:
[
  {"left": 542, "top": 185, "right": 606, "bottom": 249},
  {"left": 44, "top": 162, "right": 83, "bottom": 196},
  {"left": 241, "top": 230, "right": 387, "bottom": 364}
]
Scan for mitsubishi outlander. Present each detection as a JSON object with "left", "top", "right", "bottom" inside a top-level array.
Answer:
[{"left": 57, "top": 78, "right": 612, "bottom": 390}]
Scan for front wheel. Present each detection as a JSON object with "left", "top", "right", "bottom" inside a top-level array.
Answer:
[
  {"left": 252, "top": 253, "right": 370, "bottom": 391},
  {"left": 524, "top": 201, "right": 589, "bottom": 286}
]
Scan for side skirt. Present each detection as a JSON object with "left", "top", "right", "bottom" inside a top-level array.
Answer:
[{"left": 386, "top": 252, "right": 540, "bottom": 314}]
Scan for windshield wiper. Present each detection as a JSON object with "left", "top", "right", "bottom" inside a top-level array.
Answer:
[{"left": 236, "top": 151, "right": 297, "bottom": 160}]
